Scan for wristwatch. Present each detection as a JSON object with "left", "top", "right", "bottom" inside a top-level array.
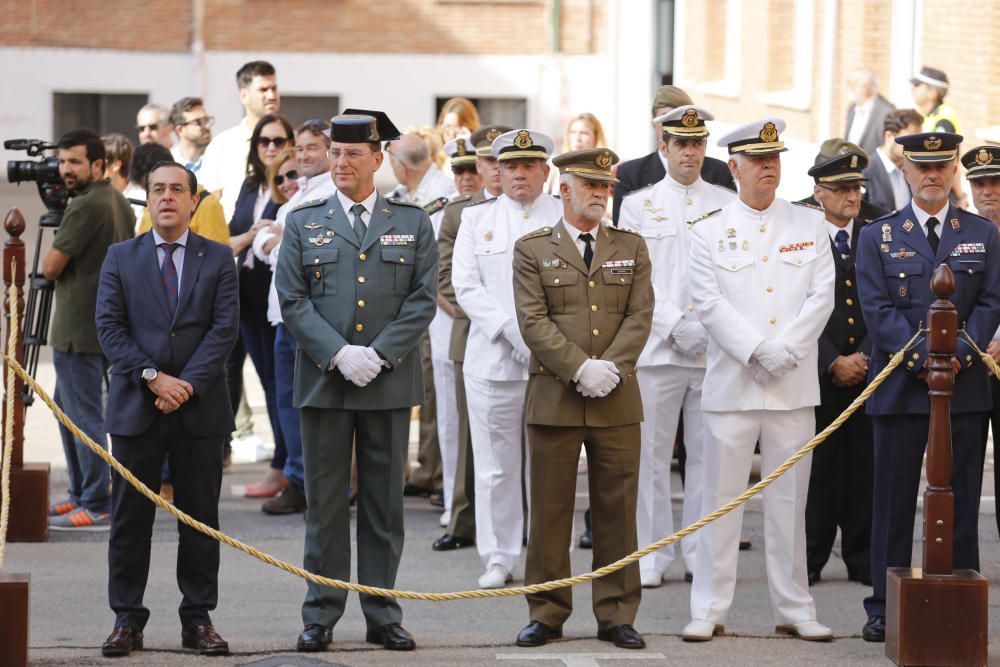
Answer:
[{"left": 141, "top": 368, "right": 158, "bottom": 384}]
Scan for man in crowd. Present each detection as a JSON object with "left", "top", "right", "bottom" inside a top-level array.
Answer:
[
  {"left": 432, "top": 124, "right": 512, "bottom": 552},
  {"left": 277, "top": 112, "right": 437, "bottom": 652},
  {"left": 136, "top": 104, "right": 174, "bottom": 150},
  {"left": 684, "top": 119, "right": 835, "bottom": 642},
  {"left": 513, "top": 148, "right": 653, "bottom": 649},
  {"left": 452, "top": 129, "right": 563, "bottom": 589},
  {"left": 612, "top": 85, "right": 735, "bottom": 223},
  {"left": 251, "top": 118, "right": 336, "bottom": 515},
  {"left": 856, "top": 132, "right": 1000, "bottom": 642},
  {"left": 388, "top": 132, "right": 456, "bottom": 208},
  {"left": 170, "top": 97, "right": 214, "bottom": 176},
  {"left": 862, "top": 109, "right": 924, "bottom": 213},
  {"left": 844, "top": 70, "right": 896, "bottom": 158},
  {"left": 44, "top": 129, "right": 135, "bottom": 531},
  {"left": 200, "top": 60, "right": 280, "bottom": 221},
  {"left": 96, "top": 160, "right": 239, "bottom": 657},
  {"left": 618, "top": 105, "right": 735, "bottom": 587},
  {"left": 800, "top": 140, "right": 886, "bottom": 588}
]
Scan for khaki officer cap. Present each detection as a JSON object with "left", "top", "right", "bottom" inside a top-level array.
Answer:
[
  {"left": 551, "top": 148, "right": 620, "bottom": 183},
  {"left": 469, "top": 124, "right": 514, "bottom": 157}
]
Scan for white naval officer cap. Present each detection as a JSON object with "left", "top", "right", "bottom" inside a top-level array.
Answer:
[
  {"left": 491, "top": 129, "right": 555, "bottom": 161},
  {"left": 717, "top": 118, "right": 789, "bottom": 156},
  {"left": 444, "top": 136, "right": 477, "bottom": 167},
  {"left": 654, "top": 104, "right": 714, "bottom": 138}
]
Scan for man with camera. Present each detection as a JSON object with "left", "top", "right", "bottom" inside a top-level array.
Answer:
[{"left": 42, "top": 129, "right": 135, "bottom": 530}]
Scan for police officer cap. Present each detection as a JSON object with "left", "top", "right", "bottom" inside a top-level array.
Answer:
[
  {"left": 895, "top": 132, "right": 963, "bottom": 163},
  {"left": 807, "top": 139, "right": 869, "bottom": 182},
  {"left": 444, "top": 137, "right": 477, "bottom": 166},
  {"left": 961, "top": 145, "right": 1000, "bottom": 180},
  {"left": 491, "top": 129, "right": 554, "bottom": 161},
  {"left": 717, "top": 118, "right": 788, "bottom": 156},
  {"left": 909, "top": 66, "right": 949, "bottom": 91},
  {"left": 652, "top": 85, "right": 694, "bottom": 111},
  {"left": 333, "top": 108, "right": 401, "bottom": 143},
  {"left": 551, "top": 148, "right": 620, "bottom": 183},
  {"left": 654, "top": 105, "right": 713, "bottom": 138},
  {"left": 470, "top": 124, "right": 514, "bottom": 157}
]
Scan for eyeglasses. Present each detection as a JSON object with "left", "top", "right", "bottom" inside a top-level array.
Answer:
[
  {"left": 327, "top": 148, "right": 373, "bottom": 162},
  {"left": 258, "top": 136, "right": 290, "bottom": 148},
  {"left": 136, "top": 123, "right": 161, "bottom": 133},
  {"left": 179, "top": 116, "right": 215, "bottom": 128},
  {"left": 452, "top": 164, "right": 477, "bottom": 175},
  {"left": 274, "top": 170, "right": 299, "bottom": 186},
  {"left": 149, "top": 183, "right": 190, "bottom": 196},
  {"left": 817, "top": 183, "right": 863, "bottom": 194}
]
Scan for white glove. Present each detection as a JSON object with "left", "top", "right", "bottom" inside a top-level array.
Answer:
[
  {"left": 502, "top": 321, "right": 532, "bottom": 366},
  {"left": 670, "top": 319, "right": 709, "bottom": 358},
  {"left": 363, "top": 346, "right": 389, "bottom": 368},
  {"left": 752, "top": 339, "right": 797, "bottom": 377},
  {"left": 575, "top": 359, "right": 621, "bottom": 398},
  {"left": 748, "top": 359, "right": 775, "bottom": 385},
  {"left": 334, "top": 345, "right": 382, "bottom": 387}
]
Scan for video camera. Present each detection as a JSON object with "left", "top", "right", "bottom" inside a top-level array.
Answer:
[{"left": 5, "top": 138, "right": 68, "bottom": 215}]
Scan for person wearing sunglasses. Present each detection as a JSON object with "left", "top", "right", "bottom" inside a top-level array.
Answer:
[
  {"left": 169, "top": 96, "right": 214, "bottom": 176},
  {"left": 135, "top": 103, "right": 174, "bottom": 151}
]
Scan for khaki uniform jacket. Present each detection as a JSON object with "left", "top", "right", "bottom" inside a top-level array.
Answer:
[
  {"left": 513, "top": 220, "right": 654, "bottom": 427},
  {"left": 275, "top": 192, "right": 439, "bottom": 410},
  {"left": 437, "top": 189, "right": 489, "bottom": 362}
]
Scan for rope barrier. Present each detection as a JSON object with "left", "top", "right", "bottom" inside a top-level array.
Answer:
[
  {"left": 0, "top": 264, "right": 19, "bottom": 569},
  {"left": 0, "top": 263, "right": 925, "bottom": 599},
  {"left": 959, "top": 329, "right": 1000, "bottom": 379}
]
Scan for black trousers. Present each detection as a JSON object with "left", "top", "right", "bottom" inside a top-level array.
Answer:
[
  {"left": 107, "top": 414, "right": 224, "bottom": 631},
  {"left": 805, "top": 402, "right": 874, "bottom": 576},
  {"left": 980, "top": 376, "right": 1000, "bottom": 539}
]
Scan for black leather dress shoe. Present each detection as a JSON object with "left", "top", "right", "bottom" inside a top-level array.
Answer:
[
  {"left": 366, "top": 623, "right": 415, "bottom": 651},
  {"left": 517, "top": 620, "right": 562, "bottom": 647},
  {"left": 808, "top": 571, "right": 821, "bottom": 586},
  {"left": 597, "top": 624, "right": 646, "bottom": 649},
  {"left": 102, "top": 627, "right": 143, "bottom": 657},
  {"left": 848, "top": 569, "right": 873, "bottom": 586},
  {"left": 181, "top": 624, "right": 230, "bottom": 656},
  {"left": 433, "top": 533, "right": 474, "bottom": 551},
  {"left": 403, "top": 483, "right": 430, "bottom": 497},
  {"left": 862, "top": 616, "right": 885, "bottom": 643},
  {"left": 578, "top": 530, "right": 593, "bottom": 549},
  {"left": 297, "top": 624, "right": 332, "bottom": 652},
  {"left": 739, "top": 539, "right": 752, "bottom": 551}
]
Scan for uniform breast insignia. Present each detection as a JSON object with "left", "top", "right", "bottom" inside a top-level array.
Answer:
[
  {"left": 304, "top": 222, "right": 322, "bottom": 230},
  {"left": 687, "top": 208, "right": 722, "bottom": 228},
  {"left": 642, "top": 199, "right": 663, "bottom": 214},
  {"left": 308, "top": 234, "right": 333, "bottom": 246},
  {"left": 648, "top": 214, "right": 667, "bottom": 223},
  {"left": 951, "top": 242, "right": 986, "bottom": 256},
  {"left": 542, "top": 257, "right": 569, "bottom": 269},
  {"left": 380, "top": 234, "right": 415, "bottom": 246},
  {"left": 423, "top": 196, "right": 449, "bottom": 215},
  {"left": 779, "top": 241, "right": 815, "bottom": 253},
  {"left": 725, "top": 227, "right": 738, "bottom": 250},
  {"left": 741, "top": 240, "right": 749, "bottom": 251},
  {"left": 901, "top": 220, "right": 914, "bottom": 233},
  {"left": 602, "top": 259, "right": 635, "bottom": 274},
  {"left": 883, "top": 223, "right": 894, "bottom": 242},
  {"left": 890, "top": 249, "right": 916, "bottom": 259},
  {"left": 951, "top": 218, "right": 960, "bottom": 230},
  {"left": 484, "top": 230, "right": 494, "bottom": 242},
  {"left": 881, "top": 243, "right": 891, "bottom": 253}
]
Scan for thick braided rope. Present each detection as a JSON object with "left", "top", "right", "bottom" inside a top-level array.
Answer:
[
  {"left": 0, "top": 267, "right": 18, "bottom": 569},
  {"left": 0, "top": 324, "right": 921, "bottom": 600},
  {"left": 959, "top": 329, "right": 1000, "bottom": 379}
]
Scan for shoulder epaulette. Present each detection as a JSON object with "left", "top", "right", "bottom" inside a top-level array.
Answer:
[
  {"left": 872, "top": 210, "right": 899, "bottom": 223},
  {"left": 465, "top": 197, "right": 497, "bottom": 208},
  {"left": 423, "top": 196, "right": 449, "bottom": 215},
  {"left": 792, "top": 201, "right": 824, "bottom": 212},
  {"left": 444, "top": 194, "right": 473, "bottom": 208},
  {"left": 608, "top": 224, "right": 640, "bottom": 235},
  {"left": 519, "top": 226, "right": 553, "bottom": 242},
  {"left": 687, "top": 208, "right": 722, "bottom": 226},
  {"left": 291, "top": 197, "right": 326, "bottom": 212},
  {"left": 623, "top": 183, "right": 655, "bottom": 201},
  {"left": 386, "top": 197, "right": 424, "bottom": 210}
]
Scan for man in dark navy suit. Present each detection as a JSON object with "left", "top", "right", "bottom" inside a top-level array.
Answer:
[
  {"left": 96, "top": 161, "right": 239, "bottom": 657},
  {"left": 856, "top": 133, "right": 1000, "bottom": 643},
  {"left": 798, "top": 140, "right": 886, "bottom": 589},
  {"left": 612, "top": 85, "right": 735, "bottom": 224}
]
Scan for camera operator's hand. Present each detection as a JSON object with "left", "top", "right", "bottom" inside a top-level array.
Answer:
[{"left": 148, "top": 372, "right": 193, "bottom": 408}]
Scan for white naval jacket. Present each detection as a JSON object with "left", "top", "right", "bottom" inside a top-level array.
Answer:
[
  {"left": 689, "top": 197, "right": 835, "bottom": 411},
  {"left": 619, "top": 175, "right": 736, "bottom": 369},
  {"left": 452, "top": 193, "right": 564, "bottom": 381}
]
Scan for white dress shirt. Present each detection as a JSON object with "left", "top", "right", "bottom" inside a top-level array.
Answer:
[
  {"left": 198, "top": 119, "right": 254, "bottom": 222},
  {"left": 910, "top": 199, "right": 950, "bottom": 237},
  {"left": 151, "top": 228, "right": 190, "bottom": 294},
  {"left": 847, "top": 97, "right": 875, "bottom": 146},
  {"left": 338, "top": 188, "right": 378, "bottom": 228},
  {"left": 826, "top": 218, "right": 854, "bottom": 246}
]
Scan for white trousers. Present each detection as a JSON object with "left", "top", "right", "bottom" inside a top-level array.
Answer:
[
  {"left": 464, "top": 375, "right": 529, "bottom": 572},
  {"left": 690, "top": 408, "right": 817, "bottom": 626},
  {"left": 636, "top": 364, "right": 704, "bottom": 577},
  {"left": 431, "top": 357, "right": 459, "bottom": 512}
]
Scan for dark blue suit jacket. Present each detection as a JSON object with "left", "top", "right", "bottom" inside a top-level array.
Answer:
[
  {"left": 230, "top": 181, "right": 280, "bottom": 328},
  {"left": 96, "top": 230, "right": 240, "bottom": 437},
  {"left": 856, "top": 204, "right": 1000, "bottom": 415}
]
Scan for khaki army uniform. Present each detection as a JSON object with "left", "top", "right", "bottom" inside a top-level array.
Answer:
[{"left": 513, "top": 219, "right": 654, "bottom": 630}]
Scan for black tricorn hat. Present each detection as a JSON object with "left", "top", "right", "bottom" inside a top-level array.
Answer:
[{"left": 340, "top": 108, "right": 401, "bottom": 142}]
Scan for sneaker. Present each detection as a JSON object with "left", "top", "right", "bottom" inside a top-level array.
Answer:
[
  {"left": 49, "top": 507, "right": 111, "bottom": 531},
  {"left": 48, "top": 497, "right": 79, "bottom": 517}
]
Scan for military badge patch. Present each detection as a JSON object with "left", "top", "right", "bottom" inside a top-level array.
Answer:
[
  {"left": 890, "top": 249, "right": 916, "bottom": 259},
  {"left": 380, "top": 234, "right": 415, "bottom": 246},
  {"left": 778, "top": 241, "right": 815, "bottom": 253},
  {"left": 902, "top": 220, "right": 914, "bottom": 233},
  {"left": 951, "top": 242, "right": 986, "bottom": 255},
  {"left": 602, "top": 259, "right": 635, "bottom": 268}
]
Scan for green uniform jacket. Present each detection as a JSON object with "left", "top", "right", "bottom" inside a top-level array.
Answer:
[
  {"left": 513, "top": 220, "right": 654, "bottom": 427},
  {"left": 276, "top": 192, "right": 439, "bottom": 410}
]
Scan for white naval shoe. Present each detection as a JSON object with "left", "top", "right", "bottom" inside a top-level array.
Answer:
[
  {"left": 775, "top": 620, "right": 833, "bottom": 641},
  {"left": 439, "top": 509, "right": 451, "bottom": 527},
  {"left": 640, "top": 570, "right": 665, "bottom": 588},
  {"left": 477, "top": 564, "right": 513, "bottom": 589},
  {"left": 681, "top": 619, "right": 725, "bottom": 642}
]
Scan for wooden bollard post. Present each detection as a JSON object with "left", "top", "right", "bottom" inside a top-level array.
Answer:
[
  {"left": 1, "top": 208, "right": 49, "bottom": 542},
  {"left": 886, "top": 264, "right": 988, "bottom": 667}
]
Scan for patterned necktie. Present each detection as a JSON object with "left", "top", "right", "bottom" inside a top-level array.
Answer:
[
  {"left": 835, "top": 229, "right": 850, "bottom": 258},
  {"left": 579, "top": 233, "right": 594, "bottom": 269},
  {"left": 159, "top": 243, "right": 179, "bottom": 317},
  {"left": 926, "top": 216, "right": 940, "bottom": 254},
  {"left": 351, "top": 203, "right": 367, "bottom": 244}
]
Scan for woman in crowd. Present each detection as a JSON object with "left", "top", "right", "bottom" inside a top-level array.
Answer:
[{"left": 545, "top": 112, "right": 609, "bottom": 195}]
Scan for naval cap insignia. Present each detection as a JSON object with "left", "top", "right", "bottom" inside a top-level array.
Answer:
[
  {"left": 759, "top": 122, "right": 778, "bottom": 143},
  {"left": 977, "top": 148, "right": 993, "bottom": 165},
  {"left": 850, "top": 155, "right": 858, "bottom": 168},
  {"left": 681, "top": 109, "right": 699, "bottom": 127},
  {"left": 924, "top": 136, "right": 942, "bottom": 151},
  {"left": 456, "top": 139, "right": 467, "bottom": 155},
  {"left": 514, "top": 130, "right": 533, "bottom": 149},
  {"left": 486, "top": 128, "right": 501, "bottom": 142},
  {"left": 596, "top": 150, "right": 612, "bottom": 168}
]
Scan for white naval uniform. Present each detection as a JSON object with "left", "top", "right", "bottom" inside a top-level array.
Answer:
[
  {"left": 687, "top": 196, "right": 834, "bottom": 627},
  {"left": 391, "top": 164, "right": 457, "bottom": 208},
  {"left": 619, "top": 176, "right": 735, "bottom": 580},
  {"left": 452, "top": 193, "right": 563, "bottom": 573}
]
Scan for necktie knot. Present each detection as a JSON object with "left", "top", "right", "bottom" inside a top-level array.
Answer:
[
  {"left": 579, "top": 232, "right": 594, "bottom": 269},
  {"left": 159, "top": 242, "right": 178, "bottom": 255},
  {"left": 350, "top": 203, "right": 367, "bottom": 242}
]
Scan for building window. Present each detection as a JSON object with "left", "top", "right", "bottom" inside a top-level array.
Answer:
[
  {"left": 52, "top": 92, "right": 148, "bottom": 140},
  {"left": 280, "top": 96, "right": 340, "bottom": 128},
  {"left": 696, "top": 0, "right": 742, "bottom": 99},
  {"left": 435, "top": 97, "right": 528, "bottom": 129},
  {"left": 758, "top": 0, "right": 815, "bottom": 110}
]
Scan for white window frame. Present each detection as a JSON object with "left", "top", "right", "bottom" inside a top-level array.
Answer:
[
  {"left": 694, "top": 0, "right": 742, "bottom": 99},
  {"left": 758, "top": 0, "right": 815, "bottom": 111}
]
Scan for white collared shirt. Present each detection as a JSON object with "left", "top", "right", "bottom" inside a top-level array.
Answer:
[
  {"left": 198, "top": 118, "right": 254, "bottom": 222},
  {"left": 151, "top": 228, "right": 190, "bottom": 294},
  {"left": 338, "top": 188, "right": 378, "bottom": 228},
  {"left": 910, "top": 199, "right": 950, "bottom": 238},
  {"left": 566, "top": 221, "right": 600, "bottom": 259}
]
